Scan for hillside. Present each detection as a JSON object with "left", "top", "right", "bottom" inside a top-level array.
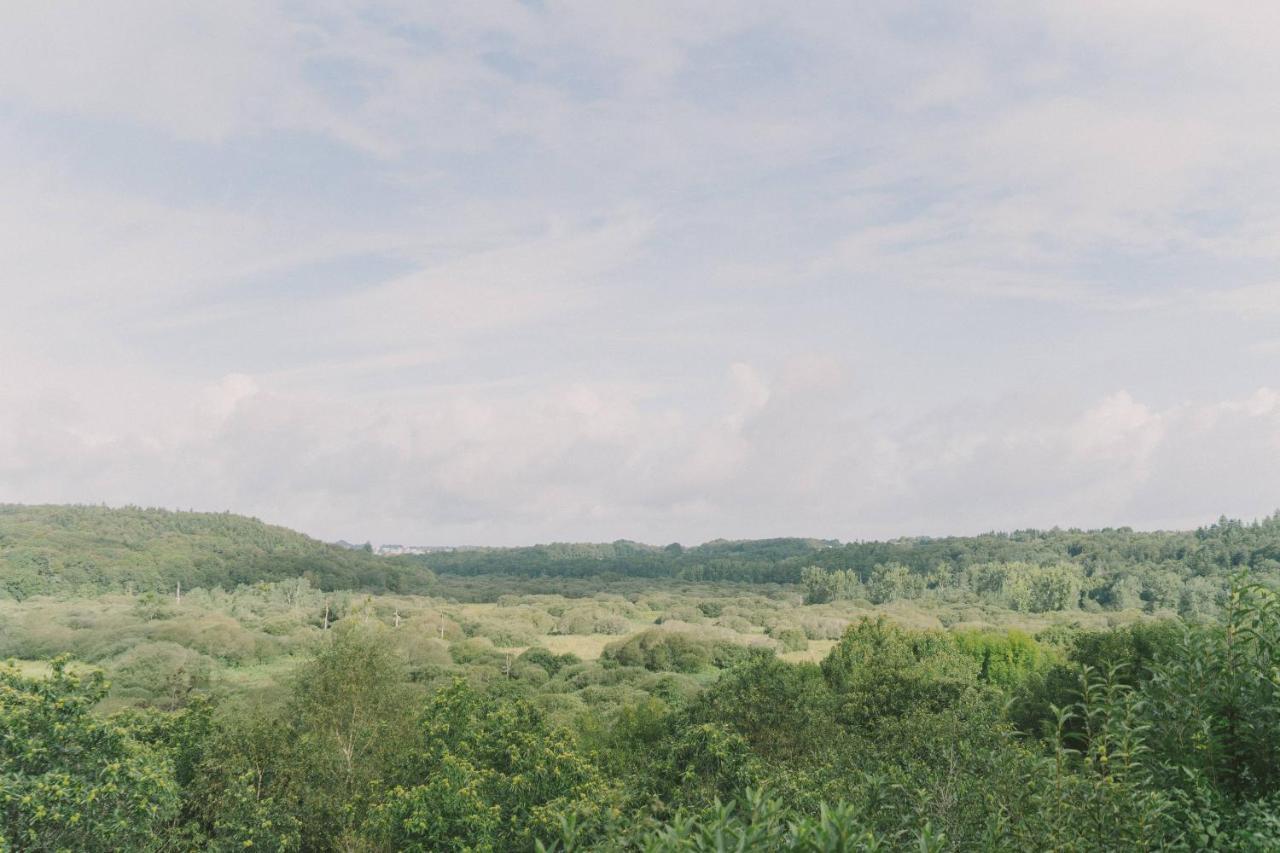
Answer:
[{"left": 0, "top": 504, "right": 431, "bottom": 599}]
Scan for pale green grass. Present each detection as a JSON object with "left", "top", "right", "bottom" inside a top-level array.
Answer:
[
  {"left": 5, "top": 659, "right": 55, "bottom": 677},
  {"left": 537, "top": 634, "right": 617, "bottom": 660},
  {"left": 3, "top": 659, "right": 90, "bottom": 677},
  {"left": 214, "top": 657, "right": 304, "bottom": 692},
  {"left": 779, "top": 639, "right": 838, "bottom": 664}
]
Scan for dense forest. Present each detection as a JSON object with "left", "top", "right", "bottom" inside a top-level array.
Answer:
[
  {"left": 417, "top": 514, "right": 1280, "bottom": 619},
  {"left": 419, "top": 516, "right": 1280, "bottom": 585},
  {"left": 0, "top": 504, "right": 431, "bottom": 599},
  {"left": 3, "top": 505, "right": 1280, "bottom": 850}
]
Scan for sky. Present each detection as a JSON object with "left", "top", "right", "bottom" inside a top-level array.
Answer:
[{"left": 1, "top": 2, "right": 1279, "bottom": 546}]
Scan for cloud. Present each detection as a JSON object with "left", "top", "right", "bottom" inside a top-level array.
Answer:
[
  {"left": 3, "top": 3, "right": 1280, "bottom": 542},
  {"left": 1203, "top": 283, "right": 1280, "bottom": 317},
  {"left": 2, "top": 349, "right": 1276, "bottom": 544}
]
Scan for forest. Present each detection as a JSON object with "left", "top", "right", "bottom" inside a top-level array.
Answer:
[{"left": 3, "top": 505, "right": 1280, "bottom": 850}]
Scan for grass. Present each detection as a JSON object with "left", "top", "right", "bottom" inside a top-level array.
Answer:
[
  {"left": 5, "top": 659, "right": 57, "bottom": 677},
  {"left": 779, "top": 639, "right": 838, "bottom": 664},
  {"left": 537, "top": 634, "right": 618, "bottom": 660},
  {"left": 214, "top": 657, "right": 304, "bottom": 693}
]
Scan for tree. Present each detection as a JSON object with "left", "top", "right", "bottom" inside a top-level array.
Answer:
[
  {"left": 689, "top": 651, "right": 838, "bottom": 765},
  {"left": 370, "top": 680, "right": 619, "bottom": 850},
  {"left": 287, "top": 622, "right": 419, "bottom": 849},
  {"left": 800, "top": 566, "right": 858, "bottom": 604},
  {"left": 0, "top": 659, "right": 179, "bottom": 851},
  {"left": 182, "top": 701, "right": 303, "bottom": 852},
  {"left": 821, "top": 617, "right": 983, "bottom": 728},
  {"left": 866, "top": 563, "right": 921, "bottom": 604}
]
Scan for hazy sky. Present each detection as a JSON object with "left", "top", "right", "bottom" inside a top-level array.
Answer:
[{"left": 2, "top": 2, "right": 1279, "bottom": 545}]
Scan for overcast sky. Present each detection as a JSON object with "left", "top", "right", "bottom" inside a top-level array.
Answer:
[{"left": 1, "top": 2, "right": 1278, "bottom": 546}]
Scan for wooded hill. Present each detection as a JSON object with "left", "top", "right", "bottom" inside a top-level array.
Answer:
[{"left": 0, "top": 504, "right": 430, "bottom": 599}]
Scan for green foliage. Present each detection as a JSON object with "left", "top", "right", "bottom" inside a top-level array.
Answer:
[
  {"left": 285, "top": 623, "right": 419, "bottom": 847},
  {"left": 0, "top": 658, "right": 179, "bottom": 851},
  {"left": 801, "top": 565, "right": 859, "bottom": 604},
  {"left": 688, "top": 651, "right": 838, "bottom": 765},
  {"left": 1006, "top": 562, "right": 1084, "bottom": 612},
  {"left": 0, "top": 504, "right": 433, "bottom": 598},
  {"left": 602, "top": 629, "right": 750, "bottom": 674},
  {"left": 770, "top": 625, "right": 809, "bottom": 652},
  {"left": 519, "top": 647, "right": 582, "bottom": 678},
  {"left": 603, "top": 788, "right": 894, "bottom": 852},
  {"left": 821, "top": 618, "right": 984, "bottom": 727},
  {"left": 1012, "top": 619, "right": 1184, "bottom": 737},
  {"left": 866, "top": 562, "right": 923, "bottom": 605},
  {"left": 1141, "top": 580, "right": 1280, "bottom": 803},
  {"left": 108, "top": 641, "right": 213, "bottom": 709},
  {"left": 6, "top": 507, "right": 1280, "bottom": 851},
  {"left": 371, "top": 680, "right": 619, "bottom": 851},
  {"left": 952, "top": 628, "right": 1051, "bottom": 690},
  {"left": 414, "top": 512, "right": 1280, "bottom": 622}
]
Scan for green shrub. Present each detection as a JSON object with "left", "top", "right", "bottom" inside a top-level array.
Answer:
[
  {"left": 108, "top": 641, "right": 214, "bottom": 708},
  {"left": 770, "top": 626, "right": 809, "bottom": 652}
]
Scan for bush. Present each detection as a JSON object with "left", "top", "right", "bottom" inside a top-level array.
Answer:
[
  {"left": 369, "top": 681, "right": 620, "bottom": 850},
  {"left": 604, "top": 630, "right": 714, "bottom": 673},
  {"left": 150, "top": 614, "right": 263, "bottom": 664},
  {"left": 517, "top": 646, "right": 581, "bottom": 677},
  {"left": 108, "top": 641, "right": 214, "bottom": 708}
]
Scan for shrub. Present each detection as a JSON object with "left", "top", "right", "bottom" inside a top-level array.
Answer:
[
  {"left": 604, "top": 630, "right": 714, "bottom": 673},
  {"left": 771, "top": 627, "right": 809, "bottom": 652},
  {"left": 108, "top": 641, "right": 214, "bottom": 709}
]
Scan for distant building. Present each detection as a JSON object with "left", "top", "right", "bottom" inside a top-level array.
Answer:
[{"left": 374, "top": 544, "right": 475, "bottom": 556}]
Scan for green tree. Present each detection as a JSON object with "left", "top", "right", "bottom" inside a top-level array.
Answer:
[
  {"left": 286, "top": 623, "right": 419, "bottom": 849},
  {"left": 370, "top": 680, "right": 618, "bottom": 851},
  {"left": 821, "top": 618, "right": 983, "bottom": 728},
  {"left": 800, "top": 566, "right": 860, "bottom": 605},
  {"left": 0, "top": 659, "right": 179, "bottom": 851}
]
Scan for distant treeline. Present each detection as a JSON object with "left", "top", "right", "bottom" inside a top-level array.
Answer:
[
  {"left": 416, "top": 515, "right": 1280, "bottom": 615},
  {"left": 7, "top": 504, "right": 1280, "bottom": 614},
  {"left": 0, "top": 504, "right": 433, "bottom": 600}
]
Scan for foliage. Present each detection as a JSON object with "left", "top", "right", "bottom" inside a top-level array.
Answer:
[
  {"left": 370, "top": 680, "right": 619, "bottom": 851},
  {"left": 414, "top": 512, "right": 1280, "bottom": 622},
  {"left": 601, "top": 629, "right": 752, "bottom": 674},
  {"left": 0, "top": 503, "right": 433, "bottom": 599},
  {"left": 5, "top": 507, "right": 1280, "bottom": 851},
  {"left": 821, "top": 618, "right": 984, "bottom": 726},
  {"left": 284, "top": 623, "right": 420, "bottom": 847},
  {"left": 0, "top": 658, "right": 179, "bottom": 851},
  {"left": 801, "top": 565, "right": 859, "bottom": 604}
]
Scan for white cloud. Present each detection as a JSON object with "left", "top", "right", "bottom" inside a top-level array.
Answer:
[
  {"left": 1204, "top": 283, "right": 1280, "bottom": 317},
  {"left": 2, "top": 3, "right": 1280, "bottom": 542},
  {"left": 3, "top": 349, "right": 1276, "bottom": 544}
]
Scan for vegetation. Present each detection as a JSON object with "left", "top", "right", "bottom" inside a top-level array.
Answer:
[
  {"left": 415, "top": 515, "right": 1280, "bottom": 620},
  {"left": 3, "top": 505, "right": 1280, "bottom": 850},
  {"left": 0, "top": 504, "right": 430, "bottom": 600}
]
